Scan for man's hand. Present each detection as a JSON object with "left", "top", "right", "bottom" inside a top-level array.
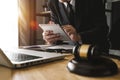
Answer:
[
  {"left": 63, "top": 25, "right": 81, "bottom": 42},
  {"left": 42, "top": 30, "right": 61, "bottom": 45}
]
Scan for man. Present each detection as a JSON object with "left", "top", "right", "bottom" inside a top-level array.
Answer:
[{"left": 42, "top": 0, "right": 110, "bottom": 53}]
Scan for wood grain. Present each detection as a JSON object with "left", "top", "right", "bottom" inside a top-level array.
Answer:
[{"left": 0, "top": 55, "right": 120, "bottom": 80}]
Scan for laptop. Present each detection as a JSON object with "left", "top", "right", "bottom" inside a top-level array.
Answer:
[{"left": 0, "top": 48, "right": 65, "bottom": 68}]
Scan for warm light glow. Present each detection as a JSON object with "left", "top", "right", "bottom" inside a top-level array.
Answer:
[{"left": 0, "top": 0, "right": 18, "bottom": 48}]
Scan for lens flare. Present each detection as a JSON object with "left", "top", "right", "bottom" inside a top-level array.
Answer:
[{"left": 30, "top": 21, "right": 39, "bottom": 30}]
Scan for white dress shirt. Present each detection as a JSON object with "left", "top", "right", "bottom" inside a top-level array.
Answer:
[{"left": 59, "top": 0, "right": 75, "bottom": 11}]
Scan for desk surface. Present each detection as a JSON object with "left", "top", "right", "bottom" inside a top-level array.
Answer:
[{"left": 0, "top": 55, "right": 120, "bottom": 80}]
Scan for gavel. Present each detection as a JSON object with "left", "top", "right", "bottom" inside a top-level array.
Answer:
[
  {"left": 67, "top": 44, "right": 119, "bottom": 77},
  {"left": 72, "top": 44, "right": 120, "bottom": 60}
]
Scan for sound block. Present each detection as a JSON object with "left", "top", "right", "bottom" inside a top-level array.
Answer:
[{"left": 67, "top": 57, "right": 118, "bottom": 77}]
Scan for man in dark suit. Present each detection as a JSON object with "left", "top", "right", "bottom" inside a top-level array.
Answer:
[{"left": 42, "top": 0, "right": 110, "bottom": 53}]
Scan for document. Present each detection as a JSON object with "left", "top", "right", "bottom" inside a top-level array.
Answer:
[{"left": 39, "top": 24, "right": 71, "bottom": 41}]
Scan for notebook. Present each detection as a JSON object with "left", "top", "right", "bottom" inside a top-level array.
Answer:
[{"left": 0, "top": 48, "right": 65, "bottom": 68}]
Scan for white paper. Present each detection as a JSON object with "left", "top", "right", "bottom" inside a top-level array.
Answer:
[{"left": 39, "top": 24, "right": 71, "bottom": 41}]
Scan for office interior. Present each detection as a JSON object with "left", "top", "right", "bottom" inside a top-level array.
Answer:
[
  {"left": 0, "top": 0, "right": 119, "bottom": 49},
  {"left": 16, "top": 0, "right": 120, "bottom": 50},
  {"left": 0, "top": 0, "right": 120, "bottom": 80}
]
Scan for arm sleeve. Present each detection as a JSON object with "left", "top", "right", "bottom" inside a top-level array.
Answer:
[{"left": 79, "top": 0, "right": 109, "bottom": 44}]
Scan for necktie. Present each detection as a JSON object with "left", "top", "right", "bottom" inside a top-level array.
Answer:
[{"left": 66, "top": 1, "right": 74, "bottom": 25}]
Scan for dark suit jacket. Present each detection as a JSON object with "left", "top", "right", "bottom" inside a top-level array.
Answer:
[{"left": 47, "top": 0, "right": 110, "bottom": 52}]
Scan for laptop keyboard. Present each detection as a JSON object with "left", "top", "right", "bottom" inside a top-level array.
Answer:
[{"left": 6, "top": 53, "right": 42, "bottom": 62}]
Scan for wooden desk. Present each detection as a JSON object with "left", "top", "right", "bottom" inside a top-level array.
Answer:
[{"left": 0, "top": 55, "right": 120, "bottom": 80}]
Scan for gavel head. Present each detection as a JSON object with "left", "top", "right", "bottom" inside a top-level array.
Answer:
[{"left": 72, "top": 44, "right": 102, "bottom": 60}]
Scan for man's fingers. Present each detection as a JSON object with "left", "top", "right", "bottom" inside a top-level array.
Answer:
[{"left": 42, "top": 30, "right": 53, "bottom": 36}]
